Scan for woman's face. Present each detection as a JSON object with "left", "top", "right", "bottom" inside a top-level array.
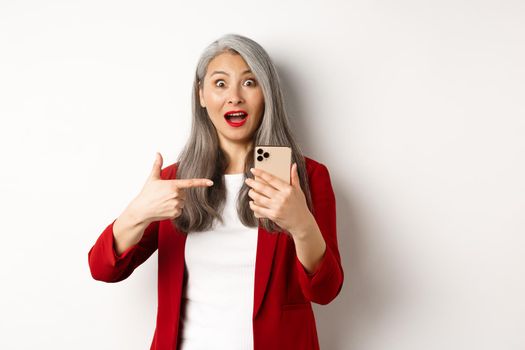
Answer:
[{"left": 199, "top": 52, "right": 265, "bottom": 148}]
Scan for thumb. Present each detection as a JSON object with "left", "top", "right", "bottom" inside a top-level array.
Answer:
[
  {"left": 290, "top": 162, "right": 300, "bottom": 188},
  {"left": 149, "top": 152, "right": 163, "bottom": 180}
]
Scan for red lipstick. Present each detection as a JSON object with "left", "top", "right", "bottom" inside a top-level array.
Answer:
[{"left": 224, "top": 110, "right": 249, "bottom": 127}]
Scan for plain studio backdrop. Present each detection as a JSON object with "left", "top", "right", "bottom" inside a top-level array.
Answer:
[{"left": 1, "top": 0, "right": 524, "bottom": 349}]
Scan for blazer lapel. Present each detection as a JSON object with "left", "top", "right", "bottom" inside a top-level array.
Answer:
[{"left": 253, "top": 225, "right": 279, "bottom": 318}]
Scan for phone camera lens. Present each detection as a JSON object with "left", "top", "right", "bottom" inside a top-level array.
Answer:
[
  {"left": 257, "top": 155, "right": 263, "bottom": 161},
  {"left": 263, "top": 152, "right": 270, "bottom": 158},
  {"left": 257, "top": 148, "right": 263, "bottom": 154}
]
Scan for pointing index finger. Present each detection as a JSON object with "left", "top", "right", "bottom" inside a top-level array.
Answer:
[{"left": 172, "top": 178, "right": 214, "bottom": 189}]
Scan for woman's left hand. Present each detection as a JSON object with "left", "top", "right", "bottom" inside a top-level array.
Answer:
[{"left": 245, "top": 163, "right": 313, "bottom": 235}]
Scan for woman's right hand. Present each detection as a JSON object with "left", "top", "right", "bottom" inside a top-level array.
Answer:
[{"left": 126, "top": 152, "right": 214, "bottom": 225}]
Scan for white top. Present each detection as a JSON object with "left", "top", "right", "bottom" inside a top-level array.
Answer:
[{"left": 180, "top": 173, "right": 258, "bottom": 350}]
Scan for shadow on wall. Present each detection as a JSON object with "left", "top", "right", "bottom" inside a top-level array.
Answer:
[
  {"left": 273, "top": 60, "right": 315, "bottom": 149},
  {"left": 314, "top": 185, "right": 371, "bottom": 349}
]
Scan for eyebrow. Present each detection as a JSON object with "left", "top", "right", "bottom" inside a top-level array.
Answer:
[{"left": 210, "top": 69, "right": 252, "bottom": 77}]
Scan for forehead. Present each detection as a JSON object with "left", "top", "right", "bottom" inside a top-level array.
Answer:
[{"left": 206, "top": 52, "right": 251, "bottom": 76}]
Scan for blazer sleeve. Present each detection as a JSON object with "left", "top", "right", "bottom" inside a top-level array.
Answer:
[
  {"left": 87, "top": 165, "right": 174, "bottom": 283},
  {"left": 88, "top": 218, "right": 159, "bottom": 283},
  {"left": 295, "top": 162, "right": 344, "bottom": 305}
]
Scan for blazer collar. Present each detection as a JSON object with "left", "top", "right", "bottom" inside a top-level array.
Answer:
[{"left": 253, "top": 225, "right": 279, "bottom": 319}]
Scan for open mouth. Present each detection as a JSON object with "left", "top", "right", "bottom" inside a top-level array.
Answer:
[
  {"left": 224, "top": 110, "right": 249, "bottom": 126},
  {"left": 224, "top": 110, "right": 248, "bottom": 122}
]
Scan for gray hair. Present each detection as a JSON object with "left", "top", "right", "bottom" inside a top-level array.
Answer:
[{"left": 173, "top": 33, "right": 313, "bottom": 233}]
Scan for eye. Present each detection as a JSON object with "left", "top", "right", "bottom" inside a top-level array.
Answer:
[
  {"left": 214, "top": 79, "right": 226, "bottom": 87},
  {"left": 244, "top": 79, "right": 256, "bottom": 87}
]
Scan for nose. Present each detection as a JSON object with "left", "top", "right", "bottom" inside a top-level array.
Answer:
[{"left": 227, "top": 86, "right": 244, "bottom": 105}]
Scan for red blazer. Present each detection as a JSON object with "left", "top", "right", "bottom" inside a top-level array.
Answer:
[{"left": 88, "top": 156, "right": 344, "bottom": 350}]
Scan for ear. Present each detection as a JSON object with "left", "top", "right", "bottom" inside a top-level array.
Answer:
[{"left": 198, "top": 81, "right": 206, "bottom": 108}]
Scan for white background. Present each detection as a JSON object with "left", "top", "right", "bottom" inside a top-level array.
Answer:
[{"left": 1, "top": 0, "right": 524, "bottom": 349}]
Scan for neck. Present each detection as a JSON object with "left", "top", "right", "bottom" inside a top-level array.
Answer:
[{"left": 220, "top": 140, "right": 253, "bottom": 174}]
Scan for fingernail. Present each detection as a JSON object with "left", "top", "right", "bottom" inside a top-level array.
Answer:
[{"left": 207, "top": 181, "right": 214, "bottom": 186}]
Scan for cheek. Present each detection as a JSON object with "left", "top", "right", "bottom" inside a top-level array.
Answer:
[
  {"left": 204, "top": 92, "right": 217, "bottom": 105},
  {"left": 251, "top": 91, "right": 265, "bottom": 111},
  {"left": 256, "top": 98, "right": 265, "bottom": 118},
  {"left": 203, "top": 89, "right": 224, "bottom": 107}
]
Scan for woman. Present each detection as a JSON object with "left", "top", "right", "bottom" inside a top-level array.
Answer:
[{"left": 88, "top": 33, "right": 343, "bottom": 350}]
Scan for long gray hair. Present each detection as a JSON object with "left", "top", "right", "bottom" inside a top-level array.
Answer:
[{"left": 173, "top": 33, "right": 313, "bottom": 233}]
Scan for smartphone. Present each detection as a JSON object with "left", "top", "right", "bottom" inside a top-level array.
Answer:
[{"left": 254, "top": 145, "right": 292, "bottom": 184}]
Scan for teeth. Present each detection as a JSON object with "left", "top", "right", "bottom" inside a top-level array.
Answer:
[{"left": 226, "top": 112, "right": 246, "bottom": 117}]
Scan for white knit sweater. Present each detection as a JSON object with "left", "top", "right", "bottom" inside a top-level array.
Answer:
[{"left": 180, "top": 173, "right": 258, "bottom": 350}]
